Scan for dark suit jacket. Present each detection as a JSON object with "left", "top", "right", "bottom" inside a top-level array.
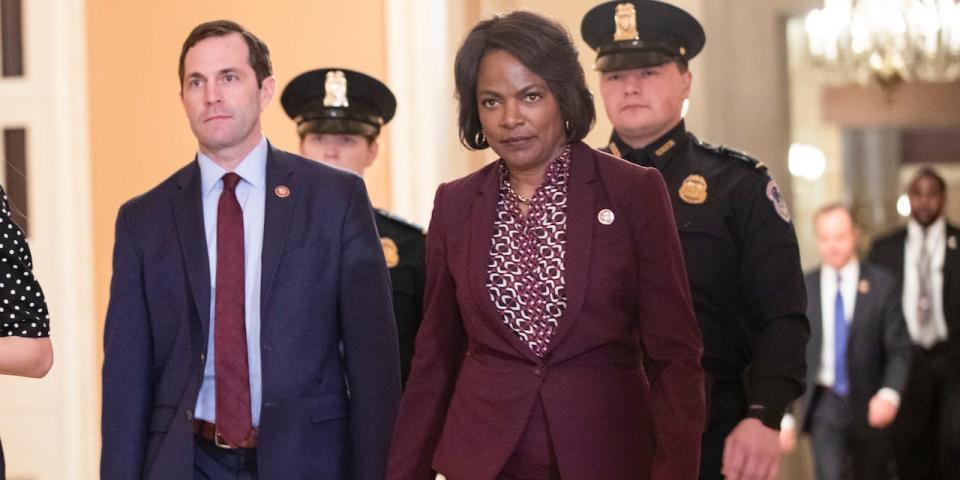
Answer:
[
  {"left": 797, "top": 263, "right": 912, "bottom": 436},
  {"left": 386, "top": 142, "right": 705, "bottom": 480},
  {"left": 101, "top": 145, "right": 401, "bottom": 479},
  {"left": 867, "top": 222, "right": 960, "bottom": 348},
  {"left": 374, "top": 210, "right": 426, "bottom": 385}
]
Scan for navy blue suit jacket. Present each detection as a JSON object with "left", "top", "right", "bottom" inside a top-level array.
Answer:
[
  {"left": 101, "top": 145, "right": 401, "bottom": 479},
  {"left": 797, "top": 263, "right": 912, "bottom": 435}
]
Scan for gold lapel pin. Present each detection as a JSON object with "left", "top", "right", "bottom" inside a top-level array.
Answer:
[
  {"left": 858, "top": 279, "right": 870, "bottom": 295},
  {"left": 949, "top": 235, "right": 957, "bottom": 250},
  {"left": 275, "top": 185, "right": 290, "bottom": 198},
  {"left": 598, "top": 208, "right": 615, "bottom": 225}
]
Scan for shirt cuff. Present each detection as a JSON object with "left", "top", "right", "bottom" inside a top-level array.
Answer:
[
  {"left": 748, "top": 377, "right": 802, "bottom": 430},
  {"left": 876, "top": 387, "right": 900, "bottom": 408},
  {"left": 780, "top": 413, "right": 796, "bottom": 431}
]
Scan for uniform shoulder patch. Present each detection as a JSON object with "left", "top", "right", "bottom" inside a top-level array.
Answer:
[
  {"left": 765, "top": 179, "right": 791, "bottom": 223},
  {"left": 694, "top": 139, "right": 767, "bottom": 172}
]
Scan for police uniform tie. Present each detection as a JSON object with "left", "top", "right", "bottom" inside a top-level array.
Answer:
[
  {"left": 214, "top": 172, "right": 253, "bottom": 447},
  {"left": 834, "top": 273, "right": 849, "bottom": 397}
]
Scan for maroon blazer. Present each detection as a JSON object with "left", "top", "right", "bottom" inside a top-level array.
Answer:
[{"left": 387, "top": 142, "right": 705, "bottom": 480}]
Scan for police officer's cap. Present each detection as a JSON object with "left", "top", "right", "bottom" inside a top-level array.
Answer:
[
  {"left": 581, "top": 1, "right": 705, "bottom": 72},
  {"left": 281, "top": 68, "right": 397, "bottom": 138}
]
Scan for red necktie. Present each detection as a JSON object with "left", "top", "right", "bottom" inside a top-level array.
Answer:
[{"left": 214, "top": 172, "right": 252, "bottom": 446}]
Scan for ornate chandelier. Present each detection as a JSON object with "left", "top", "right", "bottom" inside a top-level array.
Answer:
[{"left": 805, "top": 0, "right": 960, "bottom": 89}]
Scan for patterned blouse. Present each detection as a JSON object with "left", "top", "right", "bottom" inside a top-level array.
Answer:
[
  {"left": 486, "top": 145, "right": 571, "bottom": 357},
  {"left": 0, "top": 186, "right": 49, "bottom": 337}
]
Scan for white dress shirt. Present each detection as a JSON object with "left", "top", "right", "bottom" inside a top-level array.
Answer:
[
  {"left": 194, "top": 136, "right": 268, "bottom": 426},
  {"left": 817, "top": 260, "right": 859, "bottom": 389},
  {"left": 903, "top": 217, "right": 949, "bottom": 347}
]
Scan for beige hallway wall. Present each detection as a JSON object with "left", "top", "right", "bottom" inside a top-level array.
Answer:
[{"left": 87, "top": 0, "right": 390, "bottom": 362}]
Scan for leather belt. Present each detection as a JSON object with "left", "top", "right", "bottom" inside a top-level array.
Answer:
[{"left": 193, "top": 420, "right": 258, "bottom": 449}]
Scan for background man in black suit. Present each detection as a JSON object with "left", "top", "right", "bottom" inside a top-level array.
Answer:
[
  {"left": 781, "top": 204, "right": 911, "bottom": 479},
  {"left": 868, "top": 167, "right": 960, "bottom": 479}
]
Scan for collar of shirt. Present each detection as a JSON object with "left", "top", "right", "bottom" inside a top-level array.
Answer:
[
  {"left": 197, "top": 136, "right": 268, "bottom": 197},
  {"left": 822, "top": 258, "right": 860, "bottom": 285},
  {"left": 609, "top": 120, "right": 686, "bottom": 169},
  {"left": 908, "top": 216, "right": 946, "bottom": 253},
  {"left": 497, "top": 144, "right": 571, "bottom": 218}
]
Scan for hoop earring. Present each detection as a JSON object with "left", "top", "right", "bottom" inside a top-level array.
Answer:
[
  {"left": 564, "top": 120, "right": 572, "bottom": 138},
  {"left": 476, "top": 129, "right": 486, "bottom": 146}
]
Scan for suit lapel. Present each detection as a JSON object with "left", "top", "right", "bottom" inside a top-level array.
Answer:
[
  {"left": 172, "top": 160, "right": 212, "bottom": 342},
  {"left": 543, "top": 142, "right": 595, "bottom": 354},
  {"left": 943, "top": 225, "right": 960, "bottom": 332},
  {"left": 892, "top": 231, "right": 907, "bottom": 287},
  {"left": 806, "top": 272, "right": 823, "bottom": 380},
  {"left": 850, "top": 266, "right": 871, "bottom": 337},
  {"left": 466, "top": 143, "right": 597, "bottom": 361},
  {"left": 942, "top": 226, "right": 959, "bottom": 294},
  {"left": 260, "top": 145, "right": 297, "bottom": 317},
  {"left": 466, "top": 163, "right": 541, "bottom": 363}
]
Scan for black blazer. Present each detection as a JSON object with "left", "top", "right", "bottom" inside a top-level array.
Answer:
[
  {"left": 867, "top": 223, "right": 960, "bottom": 346},
  {"left": 797, "top": 263, "right": 912, "bottom": 435}
]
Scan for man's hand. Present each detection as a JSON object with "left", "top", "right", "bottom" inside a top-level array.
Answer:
[
  {"left": 722, "top": 418, "right": 782, "bottom": 480},
  {"left": 867, "top": 395, "right": 898, "bottom": 428},
  {"left": 778, "top": 424, "right": 797, "bottom": 453}
]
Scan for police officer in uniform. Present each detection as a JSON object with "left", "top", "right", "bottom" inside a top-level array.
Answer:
[
  {"left": 581, "top": 3, "right": 809, "bottom": 479},
  {"left": 281, "top": 68, "right": 425, "bottom": 385}
]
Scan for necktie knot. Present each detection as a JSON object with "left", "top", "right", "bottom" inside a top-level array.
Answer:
[{"left": 222, "top": 172, "right": 241, "bottom": 191}]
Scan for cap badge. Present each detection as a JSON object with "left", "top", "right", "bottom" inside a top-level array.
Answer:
[
  {"left": 380, "top": 237, "right": 400, "bottom": 268},
  {"left": 598, "top": 208, "right": 616, "bottom": 225},
  {"left": 679, "top": 174, "right": 708, "bottom": 205},
  {"left": 323, "top": 70, "right": 349, "bottom": 108},
  {"left": 613, "top": 3, "right": 639, "bottom": 41}
]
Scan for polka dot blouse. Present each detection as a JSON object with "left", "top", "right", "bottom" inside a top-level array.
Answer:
[{"left": 0, "top": 186, "right": 49, "bottom": 338}]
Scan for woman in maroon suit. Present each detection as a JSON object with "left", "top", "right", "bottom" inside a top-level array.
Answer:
[{"left": 387, "top": 10, "right": 704, "bottom": 480}]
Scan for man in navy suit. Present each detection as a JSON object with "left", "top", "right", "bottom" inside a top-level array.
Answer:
[
  {"left": 100, "top": 20, "right": 401, "bottom": 479},
  {"left": 780, "top": 204, "right": 911, "bottom": 479}
]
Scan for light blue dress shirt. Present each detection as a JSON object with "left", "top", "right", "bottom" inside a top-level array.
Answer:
[{"left": 194, "top": 136, "right": 267, "bottom": 426}]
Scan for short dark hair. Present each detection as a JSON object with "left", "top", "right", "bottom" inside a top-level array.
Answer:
[
  {"left": 178, "top": 20, "right": 272, "bottom": 89},
  {"left": 910, "top": 166, "right": 946, "bottom": 195},
  {"left": 454, "top": 10, "right": 595, "bottom": 150}
]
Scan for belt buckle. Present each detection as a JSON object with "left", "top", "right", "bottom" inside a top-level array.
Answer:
[{"left": 213, "top": 431, "right": 238, "bottom": 450}]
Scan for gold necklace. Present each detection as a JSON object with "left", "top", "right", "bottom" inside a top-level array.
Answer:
[{"left": 506, "top": 180, "right": 533, "bottom": 204}]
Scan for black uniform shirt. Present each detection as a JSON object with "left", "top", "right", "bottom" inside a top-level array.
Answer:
[
  {"left": 374, "top": 209, "right": 426, "bottom": 386},
  {"left": 604, "top": 121, "right": 809, "bottom": 428}
]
